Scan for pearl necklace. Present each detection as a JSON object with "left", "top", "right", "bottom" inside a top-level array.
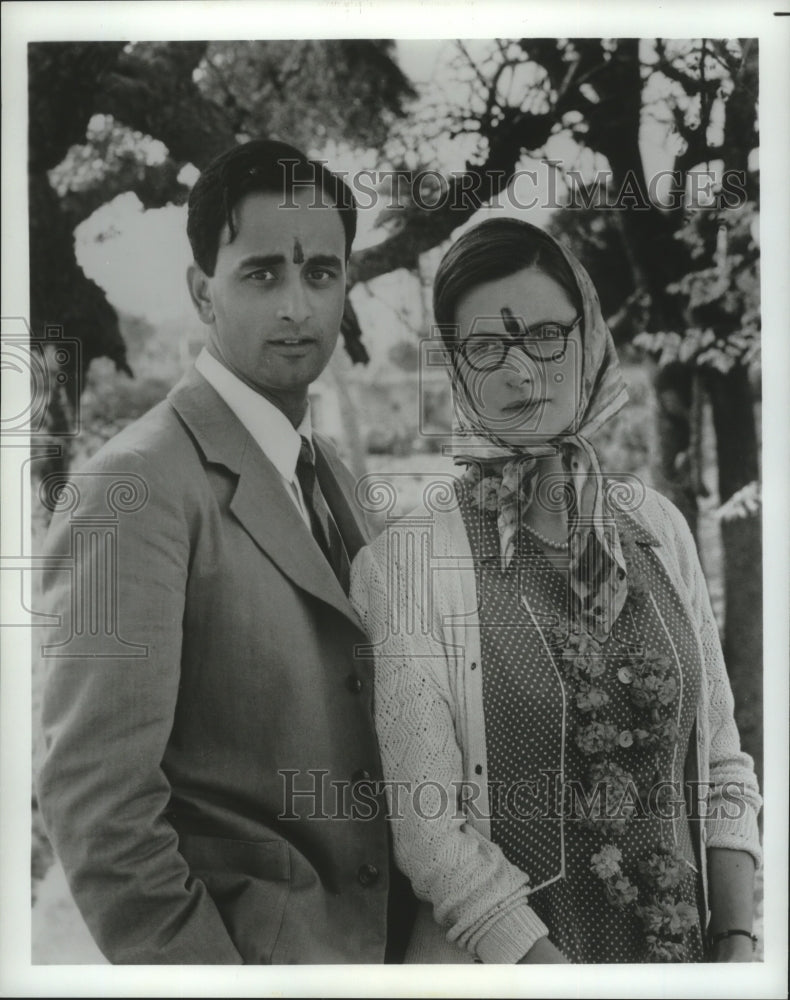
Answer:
[{"left": 522, "top": 523, "right": 569, "bottom": 550}]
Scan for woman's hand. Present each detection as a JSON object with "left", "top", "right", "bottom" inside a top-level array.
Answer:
[{"left": 517, "top": 936, "right": 570, "bottom": 964}]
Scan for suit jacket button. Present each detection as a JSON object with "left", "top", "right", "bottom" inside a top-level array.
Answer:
[
  {"left": 347, "top": 675, "right": 364, "bottom": 693},
  {"left": 353, "top": 769, "right": 373, "bottom": 783},
  {"left": 357, "top": 863, "right": 379, "bottom": 886}
]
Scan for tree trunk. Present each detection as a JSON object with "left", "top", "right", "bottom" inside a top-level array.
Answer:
[
  {"left": 718, "top": 514, "right": 763, "bottom": 785},
  {"left": 650, "top": 361, "right": 698, "bottom": 532},
  {"left": 705, "top": 366, "right": 763, "bottom": 785}
]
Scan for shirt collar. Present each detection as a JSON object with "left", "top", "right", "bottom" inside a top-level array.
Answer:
[{"left": 195, "top": 348, "right": 312, "bottom": 482}]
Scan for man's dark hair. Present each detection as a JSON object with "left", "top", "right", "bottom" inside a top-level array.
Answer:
[{"left": 187, "top": 138, "right": 358, "bottom": 275}]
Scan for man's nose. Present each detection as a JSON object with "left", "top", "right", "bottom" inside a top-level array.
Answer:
[{"left": 276, "top": 276, "right": 312, "bottom": 324}]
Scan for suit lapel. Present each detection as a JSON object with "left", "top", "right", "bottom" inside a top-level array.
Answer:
[{"left": 169, "top": 369, "right": 365, "bottom": 631}]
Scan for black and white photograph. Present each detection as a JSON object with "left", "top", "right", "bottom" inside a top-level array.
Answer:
[{"left": 1, "top": 1, "right": 788, "bottom": 996}]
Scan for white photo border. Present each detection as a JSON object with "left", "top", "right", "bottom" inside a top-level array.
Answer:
[{"left": 2, "top": 1, "right": 787, "bottom": 996}]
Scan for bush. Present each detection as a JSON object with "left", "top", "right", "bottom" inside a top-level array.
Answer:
[
  {"left": 589, "top": 362, "right": 654, "bottom": 484},
  {"left": 74, "top": 359, "right": 173, "bottom": 466}
]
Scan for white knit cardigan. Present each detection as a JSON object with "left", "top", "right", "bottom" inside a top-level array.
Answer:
[{"left": 350, "top": 485, "right": 762, "bottom": 964}]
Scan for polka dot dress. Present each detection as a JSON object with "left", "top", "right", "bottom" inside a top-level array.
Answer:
[{"left": 458, "top": 484, "right": 705, "bottom": 963}]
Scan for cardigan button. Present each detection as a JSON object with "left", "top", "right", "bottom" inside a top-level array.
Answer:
[
  {"left": 357, "top": 863, "right": 380, "bottom": 887},
  {"left": 474, "top": 764, "right": 483, "bottom": 775},
  {"left": 352, "top": 769, "right": 373, "bottom": 784},
  {"left": 347, "top": 675, "right": 364, "bottom": 693}
]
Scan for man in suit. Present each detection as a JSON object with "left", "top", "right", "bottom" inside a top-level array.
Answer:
[{"left": 36, "top": 139, "right": 412, "bottom": 964}]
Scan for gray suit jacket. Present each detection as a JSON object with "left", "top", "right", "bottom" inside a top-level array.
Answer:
[{"left": 37, "top": 367, "right": 400, "bottom": 964}]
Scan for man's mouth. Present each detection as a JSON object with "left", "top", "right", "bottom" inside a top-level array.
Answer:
[{"left": 269, "top": 337, "right": 315, "bottom": 347}]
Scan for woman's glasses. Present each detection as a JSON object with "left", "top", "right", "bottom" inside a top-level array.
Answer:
[{"left": 457, "top": 314, "right": 582, "bottom": 371}]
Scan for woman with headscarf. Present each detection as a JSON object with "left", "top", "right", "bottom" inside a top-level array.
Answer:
[{"left": 350, "top": 218, "right": 761, "bottom": 964}]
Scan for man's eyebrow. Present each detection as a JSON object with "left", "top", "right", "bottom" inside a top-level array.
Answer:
[
  {"left": 235, "top": 253, "right": 343, "bottom": 270},
  {"left": 304, "top": 253, "right": 343, "bottom": 268},
  {"left": 236, "top": 254, "right": 287, "bottom": 270}
]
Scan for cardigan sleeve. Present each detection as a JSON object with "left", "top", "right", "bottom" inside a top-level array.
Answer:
[
  {"left": 350, "top": 534, "right": 550, "bottom": 963},
  {"left": 651, "top": 492, "right": 762, "bottom": 868}
]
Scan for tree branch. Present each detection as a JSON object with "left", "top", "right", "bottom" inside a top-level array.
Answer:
[
  {"left": 455, "top": 40, "right": 491, "bottom": 98},
  {"left": 348, "top": 140, "right": 526, "bottom": 287},
  {"left": 654, "top": 38, "right": 721, "bottom": 97},
  {"left": 349, "top": 41, "right": 595, "bottom": 289},
  {"left": 59, "top": 157, "right": 189, "bottom": 228}
]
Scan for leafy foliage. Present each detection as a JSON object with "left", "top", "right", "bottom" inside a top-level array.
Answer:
[
  {"left": 28, "top": 42, "right": 127, "bottom": 172},
  {"left": 50, "top": 115, "right": 187, "bottom": 225},
  {"left": 195, "top": 40, "right": 416, "bottom": 152},
  {"left": 634, "top": 203, "right": 760, "bottom": 376},
  {"left": 547, "top": 205, "right": 638, "bottom": 334}
]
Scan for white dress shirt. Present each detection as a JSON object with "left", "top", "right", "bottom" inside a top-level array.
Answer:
[{"left": 195, "top": 348, "right": 313, "bottom": 528}]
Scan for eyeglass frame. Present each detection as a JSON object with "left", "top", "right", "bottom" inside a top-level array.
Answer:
[{"left": 453, "top": 314, "right": 583, "bottom": 371}]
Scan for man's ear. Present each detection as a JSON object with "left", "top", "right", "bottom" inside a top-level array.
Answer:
[{"left": 186, "top": 263, "right": 215, "bottom": 325}]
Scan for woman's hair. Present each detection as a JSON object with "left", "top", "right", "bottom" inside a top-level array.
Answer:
[
  {"left": 187, "top": 138, "right": 357, "bottom": 275},
  {"left": 432, "top": 218, "right": 583, "bottom": 350}
]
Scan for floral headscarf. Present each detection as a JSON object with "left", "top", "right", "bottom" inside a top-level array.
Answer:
[{"left": 450, "top": 227, "right": 630, "bottom": 640}]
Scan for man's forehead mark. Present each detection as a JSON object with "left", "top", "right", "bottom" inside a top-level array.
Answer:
[{"left": 292, "top": 238, "right": 305, "bottom": 265}]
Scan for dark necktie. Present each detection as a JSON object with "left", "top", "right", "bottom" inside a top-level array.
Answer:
[{"left": 296, "top": 436, "right": 351, "bottom": 594}]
